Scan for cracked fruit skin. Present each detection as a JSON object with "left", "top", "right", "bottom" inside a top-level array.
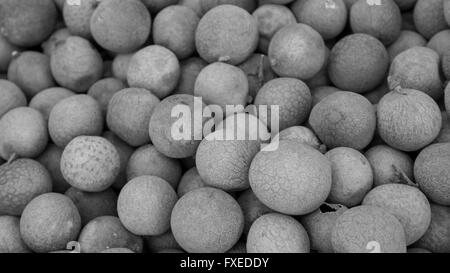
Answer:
[
  {"left": 331, "top": 205, "right": 407, "bottom": 253},
  {"left": 249, "top": 140, "right": 332, "bottom": 216},
  {"left": 0, "top": 159, "right": 52, "bottom": 216},
  {"left": 247, "top": 213, "right": 310, "bottom": 253},
  {"left": 171, "top": 187, "right": 244, "bottom": 253}
]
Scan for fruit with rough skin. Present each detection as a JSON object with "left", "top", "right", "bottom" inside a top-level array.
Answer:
[
  {"left": 427, "top": 30, "right": 450, "bottom": 57},
  {"left": 171, "top": 187, "right": 244, "bottom": 253},
  {"left": 435, "top": 112, "right": 450, "bottom": 144},
  {"left": 177, "top": 168, "right": 206, "bottom": 197},
  {"left": 179, "top": 0, "right": 203, "bottom": 16},
  {"left": 276, "top": 126, "right": 325, "bottom": 153},
  {"left": 237, "top": 189, "right": 273, "bottom": 235},
  {"left": 238, "top": 54, "right": 276, "bottom": 100},
  {"left": 41, "top": 28, "right": 71, "bottom": 56},
  {"left": 0, "top": 216, "right": 30, "bottom": 253},
  {"left": 249, "top": 140, "right": 332, "bottom": 215},
  {"left": 387, "top": 31, "right": 427, "bottom": 62},
  {"left": 49, "top": 95, "right": 103, "bottom": 148},
  {"left": 0, "top": 35, "right": 19, "bottom": 73},
  {"left": 63, "top": 0, "right": 98, "bottom": 39},
  {"left": 78, "top": 216, "right": 143, "bottom": 253},
  {"left": 87, "top": 78, "right": 126, "bottom": 117},
  {"left": 118, "top": 176, "right": 178, "bottom": 236},
  {"left": 20, "top": 193, "right": 81, "bottom": 253},
  {"left": 413, "top": 0, "right": 447, "bottom": 39},
  {"left": 37, "top": 144, "right": 70, "bottom": 194},
  {"left": 247, "top": 213, "right": 310, "bottom": 253},
  {"left": 29, "top": 87, "right": 75, "bottom": 122},
  {"left": 311, "top": 86, "right": 340, "bottom": 106},
  {"left": 112, "top": 54, "right": 133, "bottom": 82},
  {"left": 0, "top": 159, "right": 52, "bottom": 216},
  {"left": 175, "top": 57, "right": 207, "bottom": 96},
  {"left": 61, "top": 136, "right": 120, "bottom": 192},
  {"left": 0, "top": 80, "right": 26, "bottom": 118},
  {"left": 413, "top": 204, "right": 450, "bottom": 253}
]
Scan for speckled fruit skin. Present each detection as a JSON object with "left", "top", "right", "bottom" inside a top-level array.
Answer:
[
  {"left": 427, "top": 30, "right": 450, "bottom": 57},
  {"left": 7, "top": 51, "right": 55, "bottom": 98},
  {"left": 247, "top": 213, "right": 310, "bottom": 253},
  {"left": 87, "top": 78, "right": 126, "bottom": 117},
  {"left": 377, "top": 89, "right": 442, "bottom": 152},
  {"left": 20, "top": 193, "right": 81, "bottom": 253},
  {"left": 0, "top": 107, "right": 48, "bottom": 160},
  {"left": 49, "top": 95, "right": 103, "bottom": 148},
  {"left": 175, "top": 57, "right": 207, "bottom": 96},
  {"left": 388, "top": 47, "right": 443, "bottom": 100},
  {"left": 0, "top": 159, "right": 52, "bottom": 216},
  {"left": 309, "top": 91, "right": 376, "bottom": 150},
  {"left": 249, "top": 141, "right": 332, "bottom": 215},
  {"left": 61, "top": 136, "right": 120, "bottom": 192},
  {"left": 90, "top": 0, "right": 151, "bottom": 53},
  {"left": 126, "top": 144, "right": 182, "bottom": 189},
  {"left": 295, "top": 0, "right": 348, "bottom": 40},
  {"left": 63, "top": 0, "right": 97, "bottom": 39},
  {"left": 387, "top": 30, "right": 427, "bottom": 62},
  {"left": 435, "top": 112, "right": 450, "bottom": 144},
  {"left": 328, "top": 34, "right": 389, "bottom": 93},
  {"left": 237, "top": 189, "right": 273, "bottom": 236},
  {"left": 254, "top": 77, "right": 312, "bottom": 131},
  {"left": 363, "top": 184, "right": 431, "bottom": 245},
  {"left": 37, "top": 144, "right": 70, "bottom": 194},
  {"left": 145, "top": 230, "right": 182, "bottom": 253},
  {"left": 112, "top": 54, "right": 133, "bottom": 82},
  {"left": 153, "top": 6, "right": 199, "bottom": 60},
  {"left": 331, "top": 205, "right": 407, "bottom": 253},
  {"left": 365, "top": 145, "right": 413, "bottom": 186},
  {"left": 0, "top": 35, "right": 19, "bottom": 73},
  {"left": 107, "top": 88, "right": 160, "bottom": 147},
  {"left": 171, "top": 187, "right": 244, "bottom": 253},
  {"left": 414, "top": 143, "right": 450, "bottom": 206},
  {"left": 413, "top": 0, "right": 447, "bottom": 39},
  {"left": 118, "top": 176, "right": 178, "bottom": 236},
  {"left": 127, "top": 45, "right": 180, "bottom": 99},
  {"left": 0, "top": 0, "right": 57, "bottom": 47},
  {"left": 179, "top": 0, "right": 203, "bottom": 16},
  {"left": 195, "top": 5, "right": 259, "bottom": 65},
  {"left": 253, "top": 4, "right": 297, "bottom": 54},
  {"left": 194, "top": 62, "right": 249, "bottom": 110},
  {"left": 78, "top": 216, "right": 143, "bottom": 253},
  {"left": 238, "top": 54, "right": 276, "bottom": 100},
  {"left": 0, "top": 80, "right": 26, "bottom": 118},
  {"left": 269, "top": 23, "right": 326, "bottom": 80},
  {"left": 65, "top": 187, "right": 118, "bottom": 225},
  {"left": 149, "top": 94, "right": 206, "bottom": 159},
  {"left": 41, "top": 28, "right": 71, "bottom": 56},
  {"left": 325, "top": 147, "right": 373, "bottom": 207},
  {"left": 311, "top": 86, "right": 340, "bottom": 106},
  {"left": 350, "top": 0, "right": 401, "bottom": 45},
  {"left": 277, "top": 126, "right": 324, "bottom": 152},
  {"left": 413, "top": 204, "right": 450, "bottom": 253},
  {"left": 300, "top": 204, "right": 348, "bottom": 253},
  {"left": 50, "top": 36, "right": 103, "bottom": 93},
  {"left": 177, "top": 168, "right": 206, "bottom": 197},
  {"left": 29, "top": 87, "right": 75, "bottom": 122},
  {"left": 0, "top": 216, "right": 30, "bottom": 253},
  {"left": 196, "top": 130, "right": 261, "bottom": 192}
]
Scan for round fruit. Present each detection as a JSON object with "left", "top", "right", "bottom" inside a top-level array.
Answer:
[
  {"left": 195, "top": 5, "right": 259, "bottom": 65},
  {"left": 294, "top": 0, "right": 347, "bottom": 40},
  {"left": 126, "top": 144, "right": 182, "bottom": 189},
  {"left": 153, "top": 6, "right": 200, "bottom": 59},
  {"left": 413, "top": 0, "right": 447, "bottom": 39},
  {"left": 175, "top": 57, "right": 207, "bottom": 96},
  {"left": 90, "top": 0, "right": 151, "bottom": 53},
  {"left": 311, "top": 86, "right": 340, "bottom": 106},
  {"left": 78, "top": 216, "right": 143, "bottom": 253},
  {"left": 62, "top": 0, "right": 97, "bottom": 39},
  {"left": 238, "top": 54, "right": 276, "bottom": 100},
  {"left": 0, "top": 0, "right": 57, "bottom": 47},
  {"left": 247, "top": 213, "right": 310, "bottom": 253},
  {"left": 37, "top": 144, "right": 70, "bottom": 193},
  {"left": 112, "top": 54, "right": 133, "bottom": 82},
  {"left": 253, "top": 4, "right": 297, "bottom": 53},
  {"left": 427, "top": 30, "right": 450, "bottom": 56},
  {"left": 149, "top": 94, "right": 206, "bottom": 159},
  {"left": 350, "top": 0, "right": 401, "bottom": 45},
  {"left": 177, "top": 168, "right": 206, "bottom": 197},
  {"left": 305, "top": 46, "right": 331, "bottom": 89},
  {"left": 413, "top": 204, "right": 450, "bottom": 253},
  {"left": 326, "top": 147, "right": 373, "bottom": 207},
  {"left": 180, "top": 0, "right": 203, "bottom": 16},
  {"left": 145, "top": 231, "right": 182, "bottom": 253},
  {"left": 118, "top": 176, "right": 178, "bottom": 236},
  {"left": 277, "top": 126, "right": 325, "bottom": 152},
  {"left": 194, "top": 62, "right": 249, "bottom": 110},
  {"left": 268, "top": 23, "right": 326, "bottom": 80},
  {"left": 331, "top": 205, "right": 407, "bottom": 253},
  {"left": 363, "top": 184, "right": 431, "bottom": 245},
  {"left": 309, "top": 91, "right": 376, "bottom": 150},
  {"left": 388, "top": 47, "right": 443, "bottom": 100},
  {"left": 387, "top": 30, "right": 427, "bottom": 61},
  {"left": 0, "top": 107, "right": 48, "bottom": 160},
  {"left": 49, "top": 95, "right": 103, "bottom": 147},
  {"left": 0, "top": 159, "right": 52, "bottom": 215},
  {"left": 377, "top": 88, "right": 442, "bottom": 152},
  {"left": 300, "top": 203, "right": 348, "bottom": 253},
  {"left": 65, "top": 187, "right": 118, "bottom": 225},
  {"left": 50, "top": 36, "right": 103, "bottom": 92},
  {"left": 87, "top": 78, "right": 126, "bottom": 117},
  {"left": 216, "top": 112, "right": 271, "bottom": 143},
  {"left": 414, "top": 143, "right": 450, "bottom": 206},
  {"left": 0, "top": 80, "right": 26, "bottom": 118},
  {"left": 237, "top": 189, "right": 273, "bottom": 235},
  {"left": 127, "top": 45, "right": 180, "bottom": 99},
  {"left": 171, "top": 187, "right": 244, "bottom": 253},
  {"left": 196, "top": 130, "right": 260, "bottom": 191},
  {"left": 249, "top": 140, "right": 332, "bottom": 215},
  {"left": 107, "top": 88, "right": 160, "bottom": 147},
  {"left": 254, "top": 77, "right": 312, "bottom": 131},
  {"left": 328, "top": 33, "right": 389, "bottom": 93},
  {"left": 0, "top": 216, "right": 30, "bottom": 253},
  {"left": 41, "top": 28, "right": 71, "bottom": 56},
  {"left": 20, "top": 193, "right": 81, "bottom": 253},
  {"left": 29, "top": 87, "right": 75, "bottom": 122},
  {"left": 0, "top": 35, "right": 19, "bottom": 72}
]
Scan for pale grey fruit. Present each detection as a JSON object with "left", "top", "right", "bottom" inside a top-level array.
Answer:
[
  {"left": 427, "top": 30, "right": 450, "bottom": 57},
  {"left": 413, "top": 204, "right": 450, "bottom": 253},
  {"left": 387, "top": 31, "right": 426, "bottom": 61},
  {"left": 0, "top": 35, "right": 19, "bottom": 72},
  {"left": 311, "top": 86, "right": 340, "bottom": 106},
  {"left": 435, "top": 112, "right": 450, "bottom": 144},
  {"left": 177, "top": 168, "right": 206, "bottom": 197},
  {"left": 0, "top": 216, "right": 30, "bottom": 253},
  {"left": 29, "top": 87, "right": 75, "bottom": 122},
  {"left": 175, "top": 57, "right": 207, "bottom": 96},
  {"left": 277, "top": 126, "right": 325, "bottom": 153},
  {"left": 37, "top": 144, "right": 71, "bottom": 194},
  {"left": 63, "top": 0, "right": 98, "bottom": 38},
  {"left": 112, "top": 54, "right": 133, "bottom": 82},
  {"left": 41, "top": 28, "right": 71, "bottom": 56},
  {"left": 413, "top": 0, "right": 447, "bottom": 39},
  {"left": 238, "top": 54, "right": 276, "bottom": 100},
  {"left": 237, "top": 189, "right": 273, "bottom": 235},
  {"left": 179, "top": 0, "right": 203, "bottom": 16},
  {"left": 87, "top": 78, "right": 126, "bottom": 117},
  {"left": 0, "top": 80, "right": 26, "bottom": 118}
]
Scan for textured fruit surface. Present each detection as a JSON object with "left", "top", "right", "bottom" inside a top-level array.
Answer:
[
  {"left": 0, "top": 216, "right": 30, "bottom": 253},
  {"left": 29, "top": 87, "right": 75, "bottom": 122},
  {"left": 177, "top": 167, "right": 206, "bottom": 197},
  {"left": 413, "top": 204, "right": 450, "bottom": 253},
  {"left": 63, "top": 0, "right": 98, "bottom": 39},
  {"left": 413, "top": 0, "right": 447, "bottom": 39},
  {"left": 237, "top": 189, "right": 273, "bottom": 235},
  {"left": 37, "top": 144, "right": 70, "bottom": 193},
  {"left": 0, "top": 80, "right": 26, "bottom": 118},
  {"left": 387, "top": 30, "right": 427, "bottom": 61}
]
